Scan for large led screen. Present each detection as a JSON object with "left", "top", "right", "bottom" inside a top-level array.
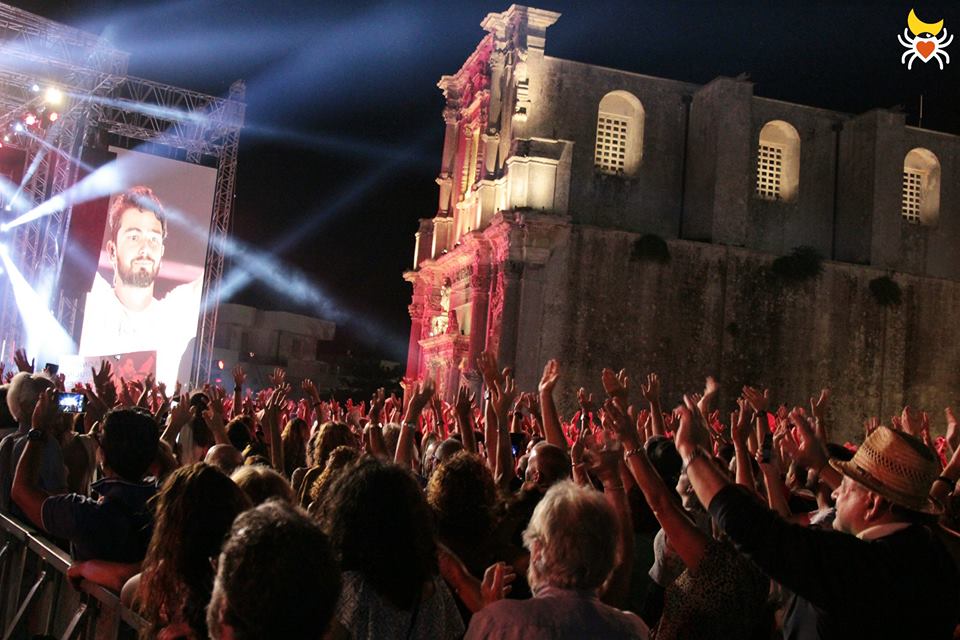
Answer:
[{"left": 76, "top": 147, "right": 217, "bottom": 385}]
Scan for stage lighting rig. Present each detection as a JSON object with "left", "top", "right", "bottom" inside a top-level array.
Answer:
[{"left": 0, "top": 83, "right": 69, "bottom": 146}]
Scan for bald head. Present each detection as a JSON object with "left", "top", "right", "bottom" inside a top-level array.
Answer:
[
  {"left": 205, "top": 444, "right": 244, "bottom": 476},
  {"left": 525, "top": 442, "right": 571, "bottom": 490}
]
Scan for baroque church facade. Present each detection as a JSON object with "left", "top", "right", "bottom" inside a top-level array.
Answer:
[{"left": 404, "top": 5, "right": 960, "bottom": 441}]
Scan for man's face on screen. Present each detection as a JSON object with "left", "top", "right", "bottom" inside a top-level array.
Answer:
[{"left": 109, "top": 207, "right": 165, "bottom": 288}]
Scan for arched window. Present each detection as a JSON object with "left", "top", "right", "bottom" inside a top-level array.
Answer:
[
  {"left": 756, "top": 120, "right": 800, "bottom": 202},
  {"left": 594, "top": 91, "right": 644, "bottom": 176},
  {"left": 902, "top": 148, "right": 940, "bottom": 225}
]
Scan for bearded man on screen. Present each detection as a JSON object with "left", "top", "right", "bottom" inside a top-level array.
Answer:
[{"left": 78, "top": 186, "right": 201, "bottom": 385}]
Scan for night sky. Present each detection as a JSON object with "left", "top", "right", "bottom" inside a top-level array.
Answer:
[{"left": 12, "top": 0, "right": 960, "bottom": 362}]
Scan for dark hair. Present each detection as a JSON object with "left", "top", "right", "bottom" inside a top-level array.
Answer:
[
  {"left": 100, "top": 408, "right": 159, "bottom": 481},
  {"left": 308, "top": 421, "right": 355, "bottom": 469},
  {"left": 321, "top": 458, "right": 437, "bottom": 610},
  {"left": 281, "top": 418, "right": 309, "bottom": 477},
  {"left": 138, "top": 463, "right": 250, "bottom": 638},
  {"left": 427, "top": 451, "right": 497, "bottom": 546},
  {"left": 209, "top": 500, "right": 341, "bottom": 640},
  {"left": 107, "top": 186, "right": 167, "bottom": 244},
  {"left": 226, "top": 416, "right": 253, "bottom": 452}
]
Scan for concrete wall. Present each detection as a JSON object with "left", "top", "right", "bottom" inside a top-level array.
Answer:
[
  {"left": 529, "top": 57, "right": 696, "bottom": 237},
  {"left": 748, "top": 98, "right": 840, "bottom": 257},
  {"left": 512, "top": 225, "right": 960, "bottom": 444}
]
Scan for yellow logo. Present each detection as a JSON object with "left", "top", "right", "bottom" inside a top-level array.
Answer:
[{"left": 899, "top": 9, "right": 952, "bottom": 69}]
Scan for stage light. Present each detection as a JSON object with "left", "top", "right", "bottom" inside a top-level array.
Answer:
[
  {"left": 0, "top": 245, "right": 76, "bottom": 362},
  {"left": 44, "top": 87, "right": 63, "bottom": 105},
  {"left": 31, "top": 84, "right": 39, "bottom": 92},
  {"left": 23, "top": 114, "right": 36, "bottom": 126},
  {"left": 48, "top": 112, "right": 58, "bottom": 123},
  {"left": 14, "top": 124, "right": 23, "bottom": 132},
  {"left": 217, "top": 359, "right": 225, "bottom": 370}
]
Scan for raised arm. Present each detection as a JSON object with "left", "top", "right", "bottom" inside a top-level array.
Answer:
[
  {"left": 455, "top": 385, "right": 478, "bottom": 454},
  {"left": 537, "top": 360, "right": 566, "bottom": 450},
  {"left": 397, "top": 378, "right": 434, "bottom": 469},
  {"left": 609, "top": 400, "right": 709, "bottom": 571},
  {"left": 640, "top": 373, "right": 666, "bottom": 437}
]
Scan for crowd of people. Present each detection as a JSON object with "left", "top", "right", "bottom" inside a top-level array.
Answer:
[{"left": 0, "top": 346, "right": 958, "bottom": 639}]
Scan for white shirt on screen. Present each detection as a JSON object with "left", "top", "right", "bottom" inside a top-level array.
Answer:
[{"left": 78, "top": 273, "right": 202, "bottom": 385}]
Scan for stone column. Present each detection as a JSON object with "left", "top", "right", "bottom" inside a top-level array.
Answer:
[
  {"left": 497, "top": 260, "right": 524, "bottom": 369},
  {"left": 468, "top": 264, "right": 490, "bottom": 366},
  {"left": 405, "top": 301, "right": 424, "bottom": 380}
]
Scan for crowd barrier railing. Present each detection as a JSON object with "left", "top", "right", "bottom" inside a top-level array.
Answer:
[{"left": 0, "top": 512, "right": 146, "bottom": 640}]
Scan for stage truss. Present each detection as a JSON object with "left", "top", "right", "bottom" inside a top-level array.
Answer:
[{"left": 0, "top": 3, "right": 244, "bottom": 385}]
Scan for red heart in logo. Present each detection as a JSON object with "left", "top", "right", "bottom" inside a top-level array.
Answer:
[{"left": 916, "top": 41, "right": 935, "bottom": 59}]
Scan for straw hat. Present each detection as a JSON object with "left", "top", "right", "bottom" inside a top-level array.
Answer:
[{"left": 829, "top": 426, "right": 942, "bottom": 515}]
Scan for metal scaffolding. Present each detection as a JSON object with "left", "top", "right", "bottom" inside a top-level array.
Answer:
[{"left": 0, "top": 3, "right": 244, "bottom": 385}]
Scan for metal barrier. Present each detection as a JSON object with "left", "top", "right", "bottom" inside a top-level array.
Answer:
[{"left": 0, "top": 512, "right": 146, "bottom": 640}]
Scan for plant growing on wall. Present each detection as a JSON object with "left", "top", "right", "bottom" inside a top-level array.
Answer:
[
  {"left": 869, "top": 275, "right": 902, "bottom": 307},
  {"left": 771, "top": 246, "right": 823, "bottom": 283},
  {"left": 631, "top": 234, "right": 671, "bottom": 264}
]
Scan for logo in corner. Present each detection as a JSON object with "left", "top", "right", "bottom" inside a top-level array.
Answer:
[{"left": 899, "top": 9, "right": 952, "bottom": 69}]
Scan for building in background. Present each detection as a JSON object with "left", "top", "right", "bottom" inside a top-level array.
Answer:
[
  {"left": 213, "top": 303, "right": 401, "bottom": 399},
  {"left": 404, "top": 4, "right": 960, "bottom": 442}
]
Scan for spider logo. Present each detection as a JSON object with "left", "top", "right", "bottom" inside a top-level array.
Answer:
[{"left": 899, "top": 9, "right": 952, "bottom": 70}]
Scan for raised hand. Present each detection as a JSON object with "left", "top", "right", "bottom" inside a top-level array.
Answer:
[
  {"left": 698, "top": 376, "right": 720, "bottom": 416},
  {"left": 742, "top": 386, "right": 770, "bottom": 414},
  {"left": 14, "top": 348, "right": 34, "bottom": 373},
  {"left": 810, "top": 388, "right": 830, "bottom": 422},
  {"left": 601, "top": 368, "right": 629, "bottom": 400},
  {"left": 782, "top": 409, "right": 829, "bottom": 472},
  {"left": 232, "top": 364, "right": 246, "bottom": 389},
  {"left": 481, "top": 562, "right": 516, "bottom": 607},
  {"left": 268, "top": 367, "right": 286, "bottom": 388},
  {"left": 455, "top": 385, "right": 475, "bottom": 419},
  {"left": 946, "top": 407, "right": 959, "bottom": 453},
  {"left": 31, "top": 388, "right": 57, "bottom": 432},
  {"left": 301, "top": 379, "right": 321, "bottom": 404},
  {"left": 901, "top": 406, "right": 923, "bottom": 438},
  {"left": 577, "top": 387, "right": 596, "bottom": 416},
  {"left": 539, "top": 359, "right": 560, "bottom": 395},
  {"left": 403, "top": 378, "right": 436, "bottom": 424},
  {"left": 601, "top": 398, "right": 638, "bottom": 449},
  {"left": 640, "top": 373, "right": 661, "bottom": 405},
  {"left": 864, "top": 416, "right": 880, "bottom": 439},
  {"left": 476, "top": 351, "right": 505, "bottom": 390},
  {"left": 491, "top": 372, "right": 517, "bottom": 420}
]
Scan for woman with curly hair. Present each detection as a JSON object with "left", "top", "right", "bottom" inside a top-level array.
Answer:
[
  {"left": 300, "top": 444, "right": 359, "bottom": 512},
  {"left": 127, "top": 462, "right": 251, "bottom": 639},
  {"left": 321, "top": 457, "right": 463, "bottom": 639},
  {"left": 293, "top": 421, "right": 357, "bottom": 499}
]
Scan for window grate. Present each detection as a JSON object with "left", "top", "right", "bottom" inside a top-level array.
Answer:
[
  {"left": 901, "top": 170, "right": 923, "bottom": 224},
  {"left": 756, "top": 143, "right": 783, "bottom": 200},
  {"left": 595, "top": 115, "right": 629, "bottom": 174}
]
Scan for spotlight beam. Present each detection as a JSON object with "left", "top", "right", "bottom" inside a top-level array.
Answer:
[{"left": 0, "top": 245, "right": 76, "bottom": 359}]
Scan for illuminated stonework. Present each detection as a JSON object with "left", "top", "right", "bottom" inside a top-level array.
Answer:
[{"left": 404, "top": 6, "right": 960, "bottom": 439}]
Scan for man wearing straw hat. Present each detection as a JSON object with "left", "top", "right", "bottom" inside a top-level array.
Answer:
[{"left": 674, "top": 409, "right": 959, "bottom": 639}]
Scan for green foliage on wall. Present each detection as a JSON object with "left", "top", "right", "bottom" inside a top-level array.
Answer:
[
  {"left": 631, "top": 234, "right": 671, "bottom": 264},
  {"left": 772, "top": 246, "right": 823, "bottom": 283},
  {"left": 869, "top": 275, "right": 902, "bottom": 307}
]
